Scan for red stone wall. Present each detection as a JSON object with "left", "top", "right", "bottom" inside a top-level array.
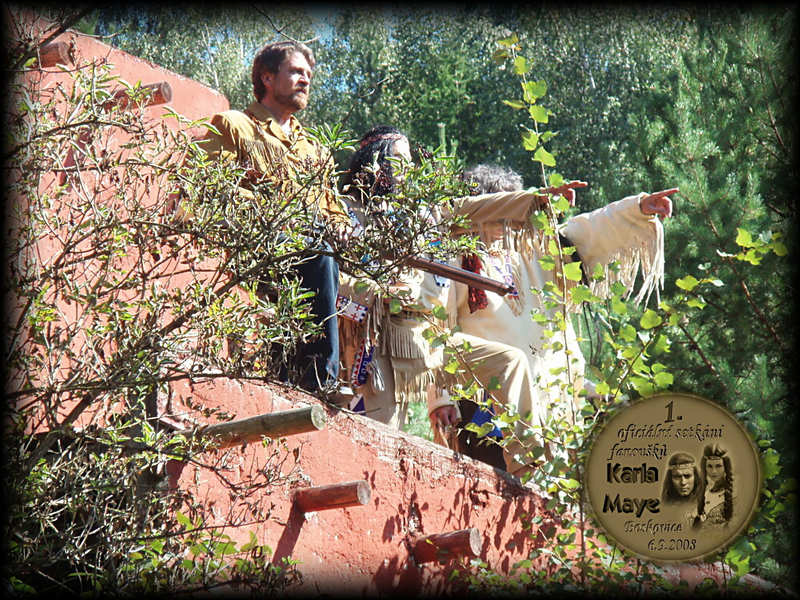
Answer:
[{"left": 166, "top": 377, "right": 554, "bottom": 596}]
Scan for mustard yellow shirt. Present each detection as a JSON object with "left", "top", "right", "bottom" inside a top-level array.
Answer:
[{"left": 200, "top": 101, "right": 348, "bottom": 225}]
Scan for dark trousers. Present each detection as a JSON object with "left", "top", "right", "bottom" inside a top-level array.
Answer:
[
  {"left": 292, "top": 245, "right": 340, "bottom": 391},
  {"left": 262, "top": 238, "right": 340, "bottom": 392}
]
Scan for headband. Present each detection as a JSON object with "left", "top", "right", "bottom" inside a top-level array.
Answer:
[
  {"left": 360, "top": 132, "right": 405, "bottom": 149},
  {"left": 668, "top": 460, "right": 696, "bottom": 470}
]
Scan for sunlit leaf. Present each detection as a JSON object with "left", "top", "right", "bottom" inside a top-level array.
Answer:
[
  {"left": 533, "top": 146, "right": 556, "bottom": 167},
  {"left": 521, "top": 128, "right": 539, "bottom": 151},
  {"left": 654, "top": 371, "right": 673, "bottom": 387},
  {"left": 503, "top": 99, "right": 526, "bottom": 109},
  {"left": 538, "top": 255, "right": 556, "bottom": 271},
  {"left": 640, "top": 309, "right": 662, "bottom": 329},
  {"left": 676, "top": 275, "right": 699, "bottom": 291},
  {"left": 497, "top": 32, "right": 519, "bottom": 47},
  {"left": 735, "top": 227, "right": 755, "bottom": 248},
  {"left": 529, "top": 104, "right": 549, "bottom": 123},
  {"left": 563, "top": 261, "right": 583, "bottom": 282}
]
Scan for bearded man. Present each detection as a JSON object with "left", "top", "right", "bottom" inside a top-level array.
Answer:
[{"left": 199, "top": 41, "right": 349, "bottom": 393}]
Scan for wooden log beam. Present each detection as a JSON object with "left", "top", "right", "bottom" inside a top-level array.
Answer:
[
  {"left": 37, "top": 41, "right": 71, "bottom": 67},
  {"left": 412, "top": 528, "right": 482, "bottom": 564},
  {"left": 183, "top": 405, "right": 326, "bottom": 448},
  {"left": 110, "top": 81, "right": 172, "bottom": 109},
  {"left": 293, "top": 480, "right": 371, "bottom": 512}
]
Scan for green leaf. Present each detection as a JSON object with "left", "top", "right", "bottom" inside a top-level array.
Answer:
[
  {"left": 676, "top": 275, "right": 700, "bottom": 291},
  {"left": 570, "top": 285, "right": 598, "bottom": 304},
  {"left": 431, "top": 305, "right": 448, "bottom": 321},
  {"left": 354, "top": 280, "right": 371, "bottom": 295},
  {"left": 611, "top": 296, "right": 627, "bottom": 315},
  {"left": 502, "top": 99, "right": 527, "bottom": 110},
  {"left": 516, "top": 558, "right": 533, "bottom": 569},
  {"left": 528, "top": 104, "right": 549, "bottom": 123},
  {"left": 654, "top": 371, "right": 673, "bottom": 387},
  {"left": 513, "top": 56, "right": 530, "bottom": 75},
  {"left": 640, "top": 309, "right": 662, "bottom": 329},
  {"left": 522, "top": 79, "right": 547, "bottom": 101},
  {"left": 595, "top": 381, "right": 610, "bottom": 395},
  {"left": 552, "top": 196, "right": 570, "bottom": 213},
  {"left": 465, "top": 421, "right": 497, "bottom": 437},
  {"left": 176, "top": 512, "right": 192, "bottom": 529},
  {"left": 740, "top": 248, "right": 763, "bottom": 265},
  {"left": 389, "top": 298, "right": 402, "bottom": 314},
  {"left": 548, "top": 173, "right": 564, "bottom": 187},
  {"left": 538, "top": 255, "right": 556, "bottom": 271},
  {"left": 563, "top": 261, "right": 583, "bottom": 282},
  {"left": 762, "top": 448, "right": 781, "bottom": 479},
  {"left": 492, "top": 48, "right": 510, "bottom": 64},
  {"left": 591, "top": 263, "right": 605, "bottom": 281},
  {"left": 240, "top": 531, "right": 258, "bottom": 552},
  {"left": 772, "top": 241, "right": 788, "bottom": 256},
  {"left": 497, "top": 33, "right": 519, "bottom": 47},
  {"left": 630, "top": 376, "right": 655, "bottom": 396},
  {"left": 521, "top": 128, "right": 539, "bottom": 151},
  {"left": 444, "top": 358, "right": 460, "bottom": 374},
  {"left": 735, "top": 227, "right": 755, "bottom": 248},
  {"left": 530, "top": 211, "right": 549, "bottom": 230},
  {"left": 650, "top": 333, "right": 670, "bottom": 355},
  {"left": 619, "top": 324, "right": 636, "bottom": 342},
  {"left": 687, "top": 297, "right": 706, "bottom": 309},
  {"left": 533, "top": 146, "right": 556, "bottom": 167}
]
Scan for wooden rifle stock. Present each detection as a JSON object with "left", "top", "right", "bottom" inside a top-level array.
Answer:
[{"left": 405, "top": 256, "right": 513, "bottom": 296}]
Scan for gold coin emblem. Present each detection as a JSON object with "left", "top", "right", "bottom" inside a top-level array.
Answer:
[{"left": 584, "top": 392, "right": 761, "bottom": 562}]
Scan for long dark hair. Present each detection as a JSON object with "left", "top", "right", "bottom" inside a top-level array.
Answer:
[
  {"left": 341, "top": 125, "right": 407, "bottom": 204},
  {"left": 697, "top": 443, "right": 734, "bottom": 522}
]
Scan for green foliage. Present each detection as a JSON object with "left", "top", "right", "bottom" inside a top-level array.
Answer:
[
  {"left": 403, "top": 400, "right": 434, "bottom": 442},
  {"left": 613, "top": 10, "right": 797, "bottom": 585},
  {"left": 6, "top": 413, "right": 302, "bottom": 595}
]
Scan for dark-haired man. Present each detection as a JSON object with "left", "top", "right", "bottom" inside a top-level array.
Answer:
[{"left": 200, "top": 41, "right": 349, "bottom": 393}]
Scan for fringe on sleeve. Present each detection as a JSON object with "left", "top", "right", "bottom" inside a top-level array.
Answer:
[{"left": 586, "top": 216, "right": 665, "bottom": 306}]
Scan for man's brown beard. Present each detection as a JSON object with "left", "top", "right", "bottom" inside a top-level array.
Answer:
[{"left": 275, "top": 90, "right": 308, "bottom": 111}]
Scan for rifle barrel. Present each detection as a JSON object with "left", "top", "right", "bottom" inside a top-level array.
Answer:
[{"left": 405, "top": 256, "right": 513, "bottom": 296}]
